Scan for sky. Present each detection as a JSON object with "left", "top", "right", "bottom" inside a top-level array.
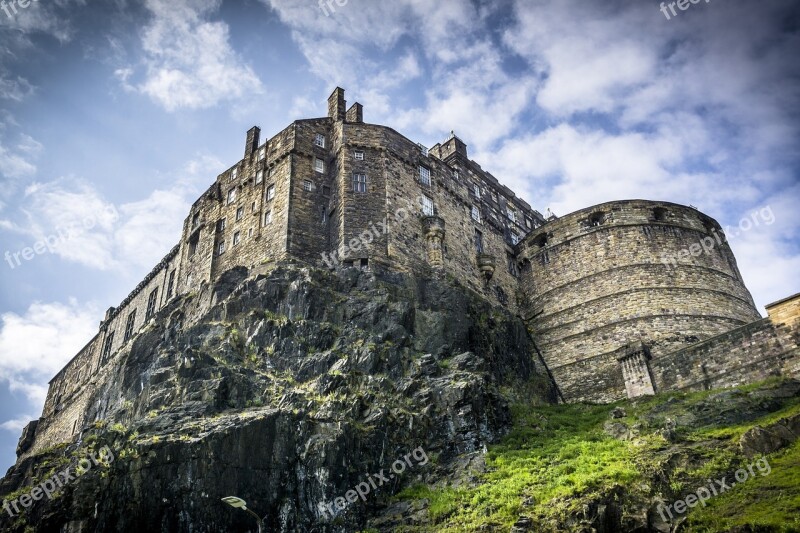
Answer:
[{"left": 0, "top": 0, "right": 798, "bottom": 472}]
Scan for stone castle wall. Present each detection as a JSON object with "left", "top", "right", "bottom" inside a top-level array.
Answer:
[
  {"left": 518, "top": 200, "right": 763, "bottom": 402},
  {"left": 16, "top": 88, "right": 800, "bottom": 460}
]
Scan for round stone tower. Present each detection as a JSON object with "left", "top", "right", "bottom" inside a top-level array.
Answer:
[{"left": 518, "top": 200, "right": 761, "bottom": 402}]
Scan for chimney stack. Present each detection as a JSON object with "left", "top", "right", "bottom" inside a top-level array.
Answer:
[
  {"left": 245, "top": 126, "right": 261, "bottom": 159},
  {"left": 328, "top": 87, "right": 346, "bottom": 121}
]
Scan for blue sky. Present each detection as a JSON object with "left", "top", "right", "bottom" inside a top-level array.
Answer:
[{"left": 0, "top": 0, "right": 798, "bottom": 472}]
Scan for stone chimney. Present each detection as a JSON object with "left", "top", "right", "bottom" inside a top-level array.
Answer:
[
  {"left": 328, "top": 87, "right": 346, "bottom": 121},
  {"left": 245, "top": 126, "right": 261, "bottom": 159},
  {"left": 439, "top": 131, "right": 468, "bottom": 161},
  {"left": 346, "top": 102, "right": 363, "bottom": 123}
]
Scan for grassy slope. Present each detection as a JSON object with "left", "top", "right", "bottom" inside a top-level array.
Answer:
[{"left": 393, "top": 378, "right": 800, "bottom": 532}]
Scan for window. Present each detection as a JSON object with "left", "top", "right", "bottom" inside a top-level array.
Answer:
[
  {"left": 227, "top": 189, "right": 237, "bottom": 205},
  {"left": 473, "top": 184, "right": 481, "bottom": 199},
  {"left": 266, "top": 185, "right": 275, "bottom": 201},
  {"left": 589, "top": 212, "right": 606, "bottom": 227},
  {"left": 314, "top": 158, "right": 325, "bottom": 173},
  {"left": 268, "top": 167, "right": 275, "bottom": 177},
  {"left": 303, "top": 180, "right": 313, "bottom": 192},
  {"left": 507, "top": 254, "right": 518, "bottom": 277},
  {"left": 230, "top": 168, "right": 238, "bottom": 181},
  {"left": 353, "top": 173, "right": 367, "bottom": 193},
  {"left": 360, "top": 258, "right": 369, "bottom": 270},
  {"left": 233, "top": 231, "right": 241, "bottom": 246},
  {"left": 124, "top": 311, "right": 136, "bottom": 342},
  {"left": 259, "top": 146, "right": 266, "bottom": 161},
  {"left": 218, "top": 241, "right": 226, "bottom": 255},
  {"left": 532, "top": 233, "right": 548, "bottom": 248},
  {"left": 251, "top": 201, "right": 257, "bottom": 213},
  {"left": 419, "top": 166, "right": 431, "bottom": 186},
  {"left": 453, "top": 170, "right": 460, "bottom": 181},
  {"left": 264, "top": 210, "right": 272, "bottom": 225},
  {"left": 491, "top": 192, "right": 497, "bottom": 203},
  {"left": 419, "top": 144, "right": 428, "bottom": 157},
  {"left": 354, "top": 150, "right": 364, "bottom": 161},
  {"left": 166, "top": 270, "right": 176, "bottom": 298},
  {"left": 653, "top": 207, "right": 668, "bottom": 222},
  {"left": 191, "top": 212, "right": 200, "bottom": 228},
  {"left": 507, "top": 207, "right": 517, "bottom": 223},
  {"left": 471, "top": 205, "right": 481, "bottom": 223},
  {"left": 525, "top": 218, "right": 532, "bottom": 229},
  {"left": 248, "top": 228, "right": 253, "bottom": 237},
  {"left": 236, "top": 207, "right": 244, "bottom": 221},
  {"left": 474, "top": 230, "right": 484, "bottom": 253},
  {"left": 256, "top": 170, "right": 264, "bottom": 184},
  {"left": 102, "top": 332, "right": 114, "bottom": 360},
  {"left": 321, "top": 207, "right": 327, "bottom": 223},
  {"left": 188, "top": 235, "right": 199, "bottom": 256},
  {"left": 217, "top": 218, "right": 226, "bottom": 232},
  {"left": 421, "top": 195, "right": 434, "bottom": 216},
  {"left": 322, "top": 185, "right": 331, "bottom": 196},
  {"left": 511, "top": 232, "right": 521, "bottom": 245},
  {"left": 315, "top": 134, "right": 326, "bottom": 148},
  {"left": 146, "top": 288, "right": 158, "bottom": 319}
]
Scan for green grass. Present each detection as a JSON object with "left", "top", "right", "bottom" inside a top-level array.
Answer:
[
  {"left": 397, "top": 402, "right": 644, "bottom": 531},
  {"left": 685, "top": 442, "right": 800, "bottom": 532},
  {"left": 394, "top": 379, "right": 800, "bottom": 532}
]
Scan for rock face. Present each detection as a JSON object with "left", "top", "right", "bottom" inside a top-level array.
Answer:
[{"left": 0, "top": 264, "right": 557, "bottom": 532}]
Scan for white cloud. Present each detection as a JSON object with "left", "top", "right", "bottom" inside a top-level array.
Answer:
[
  {"left": 1, "top": 417, "right": 36, "bottom": 434},
  {"left": 126, "top": 0, "right": 263, "bottom": 111},
  {"left": 1, "top": 154, "right": 220, "bottom": 272},
  {"left": 0, "top": 300, "right": 99, "bottom": 406}
]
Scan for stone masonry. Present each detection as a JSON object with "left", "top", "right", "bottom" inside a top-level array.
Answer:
[{"left": 17, "top": 88, "right": 800, "bottom": 458}]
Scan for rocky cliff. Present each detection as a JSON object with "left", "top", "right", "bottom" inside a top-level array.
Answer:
[{"left": 0, "top": 264, "right": 558, "bottom": 532}]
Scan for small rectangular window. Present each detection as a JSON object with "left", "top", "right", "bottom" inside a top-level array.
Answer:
[
  {"left": 259, "top": 146, "right": 266, "bottom": 161},
  {"left": 231, "top": 168, "right": 238, "bottom": 181},
  {"left": 236, "top": 207, "right": 244, "bottom": 221},
  {"left": 354, "top": 150, "right": 364, "bottom": 161},
  {"left": 453, "top": 170, "right": 460, "bottom": 181},
  {"left": 507, "top": 207, "right": 517, "bottom": 223},
  {"left": 266, "top": 185, "right": 275, "bottom": 201},
  {"left": 315, "top": 134, "right": 326, "bottom": 148},
  {"left": 314, "top": 158, "right": 325, "bottom": 173},
  {"left": 525, "top": 218, "right": 532, "bottom": 229},
  {"left": 353, "top": 173, "right": 367, "bottom": 193},
  {"left": 471, "top": 206, "right": 481, "bottom": 223},
  {"left": 511, "top": 232, "right": 521, "bottom": 245},
  {"left": 473, "top": 184, "right": 481, "bottom": 199},
  {"left": 421, "top": 195, "right": 434, "bottom": 216},
  {"left": 256, "top": 170, "right": 263, "bottom": 184},
  {"left": 303, "top": 180, "right": 313, "bottom": 192},
  {"left": 419, "top": 166, "right": 431, "bottom": 186},
  {"left": 124, "top": 310, "right": 136, "bottom": 342},
  {"left": 217, "top": 218, "right": 226, "bottom": 232},
  {"left": 166, "top": 270, "right": 176, "bottom": 298},
  {"left": 188, "top": 236, "right": 198, "bottom": 256},
  {"left": 233, "top": 231, "right": 241, "bottom": 246},
  {"left": 146, "top": 288, "right": 159, "bottom": 319},
  {"left": 227, "top": 189, "right": 237, "bottom": 205},
  {"left": 474, "top": 230, "right": 484, "bottom": 254},
  {"left": 102, "top": 332, "right": 114, "bottom": 360},
  {"left": 251, "top": 201, "right": 256, "bottom": 213},
  {"left": 507, "top": 253, "right": 518, "bottom": 277},
  {"left": 248, "top": 227, "right": 253, "bottom": 237},
  {"left": 218, "top": 241, "right": 226, "bottom": 255},
  {"left": 264, "top": 210, "right": 272, "bottom": 225},
  {"left": 419, "top": 144, "right": 428, "bottom": 157}
]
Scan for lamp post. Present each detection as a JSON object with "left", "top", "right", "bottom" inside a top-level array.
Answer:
[{"left": 221, "top": 496, "right": 266, "bottom": 533}]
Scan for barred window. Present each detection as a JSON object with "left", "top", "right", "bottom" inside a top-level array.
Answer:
[
  {"left": 421, "top": 195, "right": 434, "bottom": 216},
  {"left": 303, "top": 180, "right": 313, "bottom": 192},
  {"left": 419, "top": 166, "right": 431, "bottom": 186},
  {"left": 354, "top": 150, "right": 364, "bottom": 161}
]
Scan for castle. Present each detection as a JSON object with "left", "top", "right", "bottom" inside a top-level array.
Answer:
[{"left": 16, "top": 88, "right": 800, "bottom": 459}]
